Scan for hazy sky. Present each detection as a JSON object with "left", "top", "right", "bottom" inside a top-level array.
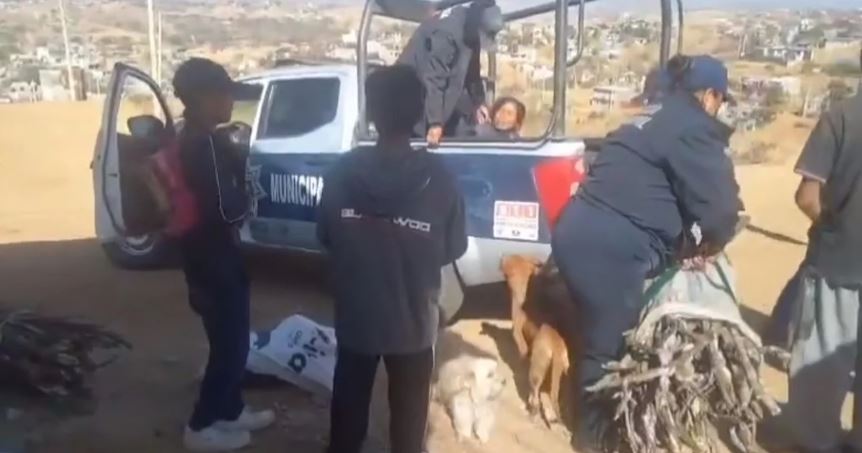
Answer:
[{"left": 495, "top": 0, "right": 859, "bottom": 12}]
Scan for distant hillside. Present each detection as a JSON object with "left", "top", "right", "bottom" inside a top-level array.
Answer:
[
  {"left": 299, "top": 0, "right": 860, "bottom": 11},
  {"left": 510, "top": 0, "right": 860, "bottom": 12}
]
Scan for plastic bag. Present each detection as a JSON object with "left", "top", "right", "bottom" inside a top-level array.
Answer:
[
  {"left": 246, "top": 315, "right": 337, "bottom": 395},
  {"left": 635, "top": 253, "right": 761, "bottom": 346}
]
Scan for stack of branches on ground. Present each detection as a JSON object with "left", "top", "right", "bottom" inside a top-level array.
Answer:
[
  {"left": 0, "top": 308, "right": 130, "bottom": 398},
  {"left": 587, "top": 315, "right": 787, "bottom": 453}
]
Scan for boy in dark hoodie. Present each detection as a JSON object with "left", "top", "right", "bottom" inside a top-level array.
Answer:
[
  {"left": 317, "top": 65, "right": 467, "bottom": 453},
  {"left": 172, "top": 58, "right": 274, "bottom": 452}
]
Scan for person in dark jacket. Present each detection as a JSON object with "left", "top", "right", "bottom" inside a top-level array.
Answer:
[
  {"left": 551, "top": 55, "right": 741, "bottom": 451},
  {"left": 397, "top": 0, "right": 504, "bottom": 146},
  {"left": 317, "top": 65, "right": 467, "bottom": 453},
  {"left": 172, "top": 58, "right": 274, "bottom": 452}
]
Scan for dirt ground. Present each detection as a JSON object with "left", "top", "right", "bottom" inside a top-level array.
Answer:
[{"left": 0, "top": 100, "right": 833, "bottom": 453}]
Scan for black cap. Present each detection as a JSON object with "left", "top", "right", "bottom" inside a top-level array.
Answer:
[
  {"left": 478, "top": 5, "right": 504, "bottom": 51},
  {"left": 172, "top": 57, "right": 250, "bottom": 101}
]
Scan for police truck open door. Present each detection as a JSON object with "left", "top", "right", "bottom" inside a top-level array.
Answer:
[{"left": 93, "top": 64, "right": 177, "bottom": 268}]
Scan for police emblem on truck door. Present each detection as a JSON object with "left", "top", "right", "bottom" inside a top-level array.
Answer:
[{"left": 246, "top": 164, "right": 268, "bottom": 217}]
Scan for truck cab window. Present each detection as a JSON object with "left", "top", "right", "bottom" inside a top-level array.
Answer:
[
  {"left": 259, "top": 78, "right": 340, "bottom": 139},
  {"left": 231, "top": 83, "right": 264, "bottom": 127}
]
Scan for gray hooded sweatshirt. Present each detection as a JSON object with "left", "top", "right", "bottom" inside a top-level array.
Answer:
[{"left": 317, "top": 145, "right": 467, "bottom": 355}]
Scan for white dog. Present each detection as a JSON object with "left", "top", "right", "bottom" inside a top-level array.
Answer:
[{"left": 435, "top": 355, "right": 507, "bottom": 444}]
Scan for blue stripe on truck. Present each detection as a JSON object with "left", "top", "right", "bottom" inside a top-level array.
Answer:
[{"left": 248, "top": 152, "right": 554, "bottom": 244}]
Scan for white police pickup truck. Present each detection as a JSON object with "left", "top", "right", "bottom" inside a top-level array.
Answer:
[
  {"left": 92, "top": 0, "right": 680, "bottom": 312},
  {"left": 92, "top": 62, "right": 584, "bottom": 289}
]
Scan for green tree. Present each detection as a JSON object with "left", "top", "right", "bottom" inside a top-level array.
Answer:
[
  {"left": 0, "top": 44, "right": 19, "bottom": 65},
  {"left": 828, "top": 79, "right": 853, "bottom": 103},
  {"left": 765, "top": 85, "right": 786, "bottom": 109},
  {"left": 15, "top": 66, "right": 40, "bottom": 84},
  {"left": 826, "top": 62, "right": 859, "bottom": 77}
]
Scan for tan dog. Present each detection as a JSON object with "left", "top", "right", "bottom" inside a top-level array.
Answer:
[{"left": 500, "top": 255, "right": 572, "bottom": 425}]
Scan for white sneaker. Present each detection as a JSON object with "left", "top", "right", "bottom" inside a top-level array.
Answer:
[
  {"left": 183, "top": 426, "right": 250, "bottom": 452},
  {"left": 213, "top": 407, "right": 276, "bottom": 432}
]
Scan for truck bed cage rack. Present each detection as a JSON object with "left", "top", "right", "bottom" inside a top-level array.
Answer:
[{"left": 358, "top": 0, "right": 681, "bottom": 139}]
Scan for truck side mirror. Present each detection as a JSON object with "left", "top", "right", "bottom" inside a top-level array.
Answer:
[{"left": 128, "top": 115, "right": 165, "bottom": 140}]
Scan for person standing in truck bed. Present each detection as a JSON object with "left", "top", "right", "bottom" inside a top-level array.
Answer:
[
  {"left": 317, "top": 65, "right": 467, "bottom": 453},
  {"left": 397, "top": 0, "right": 503, "bottom": 146},
  {"left": 551, "top": 55, "right": 741, "bottom": 451}
]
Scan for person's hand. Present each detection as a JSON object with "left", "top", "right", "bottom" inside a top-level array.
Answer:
[
  {"left": 682, "top": 255, "right": 712, "bottom": 271},
  {"left": 427, "top": 126, "right": 444, "bottom": 148},
  {"left": 681, "top": 243, "right": 721, "bottom": 271},
  {"left": 476, "top": 105, "right": 491, "bottom": 124}
]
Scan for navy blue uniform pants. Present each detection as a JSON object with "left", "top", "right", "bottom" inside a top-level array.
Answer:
[
  {"left": 552, "top": 199, "right": 660, "bottom": 438},
  {"left": 327, "top": 347, "right": 433, "bottom": 453},
  {"left": 184, "top": 246, "right": 251, "bottom": 431}
]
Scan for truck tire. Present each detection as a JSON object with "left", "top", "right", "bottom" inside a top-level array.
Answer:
[
  {"left": 439, "top": 264, "right": 466, "bottom": 327},
  {"left": 101, "top": 233, "right": 174, "bottom": 270}
]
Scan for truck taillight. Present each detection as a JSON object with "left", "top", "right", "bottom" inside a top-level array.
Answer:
[{"left": 533, "top": 156, "right": 586, "bottom": 230}]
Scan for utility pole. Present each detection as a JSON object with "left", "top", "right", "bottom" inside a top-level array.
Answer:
[
  {"left": 147, "top": 0, "right": 157, "bottom": 79},
  {"left": 58, "top": 0, "right": 75, "bottom": 100},
  {"left": 157, "top": 11, "right": 163, "bottom": 85}
]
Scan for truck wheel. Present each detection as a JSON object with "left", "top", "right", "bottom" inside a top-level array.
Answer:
[
  {"left": 101, "top": 233, "right": 174, "bottom": 270},
  {"left": 439, "top": 264, "right": 466, "bottom": 327}
]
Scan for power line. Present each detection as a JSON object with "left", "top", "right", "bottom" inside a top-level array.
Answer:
[
  {"left": 58, "top": 0, "right": 76, "bottom": 100},
  {"left": 147, "top": 0, "right": 157, "bottom": 78}
]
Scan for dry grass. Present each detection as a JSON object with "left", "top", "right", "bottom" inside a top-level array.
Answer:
[
  {"left": 731, "top": 113, "right": 816, "bottom": 166},
  {"left": 0, "top": 100, "right": 103, "bottom": 244}
]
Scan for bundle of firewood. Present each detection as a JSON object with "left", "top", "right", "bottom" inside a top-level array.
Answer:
[
  {"left": 587, "top": 313, "right": 787, "bottom": 453},
  {"left": 0, "top": 309, "right": 131, "bottom": 398}
]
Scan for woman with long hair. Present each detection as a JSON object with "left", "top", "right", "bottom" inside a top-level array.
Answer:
[{"left": 477, "top": 96, "right": 527, "bottom": 139}]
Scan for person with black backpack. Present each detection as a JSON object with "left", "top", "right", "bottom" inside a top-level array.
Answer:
[
  {"left": 171, "top": 58, "right": 274, "bottom": 452},
  {"left": 317, "top": 64, "right": 467, "bottom": 453}
]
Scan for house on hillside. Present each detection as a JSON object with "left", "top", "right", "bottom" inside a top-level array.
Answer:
[
  {"left": 758, "top": 45, "right": 814, "bottom": 66},
  {"left": 39, "top": 69, "right": 69, "bottom": 102},
  {"left": 6, "top": 81, "right": 39, "bottom": 103},
  {"left": 820, "top": 37, "right": 858, "bottom": 51},
  {"left": 590, "top": 85, "right": 637, "bottom": 110}
]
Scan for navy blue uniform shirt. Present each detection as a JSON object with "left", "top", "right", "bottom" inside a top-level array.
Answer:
[{"left": 577, "top": 92, "right": 741, "bottom": 261}]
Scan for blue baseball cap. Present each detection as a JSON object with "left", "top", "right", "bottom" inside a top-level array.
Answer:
[{"left": 679, "top": 55, "right": 735, "bottom": 104}]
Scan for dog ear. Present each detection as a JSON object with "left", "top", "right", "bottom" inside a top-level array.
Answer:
[
  {"left": 500, "top": 255, "right": 514, "bottom": 274},
  {"left": 526, "top": 256, "right": 543, "bottom": 275}
]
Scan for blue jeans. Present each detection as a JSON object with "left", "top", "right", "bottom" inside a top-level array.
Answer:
[{"left": 184, "top": 246, "right": 251, "bottom": 431}]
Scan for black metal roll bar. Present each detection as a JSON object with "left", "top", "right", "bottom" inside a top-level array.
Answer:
[
  {"left": 357, "top": 0, "right": 680, "bottom": 139},
  {"left": 568, "top": 0, "right": 587, "bottom": 67},
  {"left": 676, "top": 0, "right": 685, "bottom": 54},
  {"left": 660, "top": 0, "right": 673, "bottom": 66}
]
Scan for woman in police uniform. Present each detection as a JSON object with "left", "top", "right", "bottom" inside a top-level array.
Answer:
[{"left": 552, "top": 55, "right": 742, "bottom": 451}]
